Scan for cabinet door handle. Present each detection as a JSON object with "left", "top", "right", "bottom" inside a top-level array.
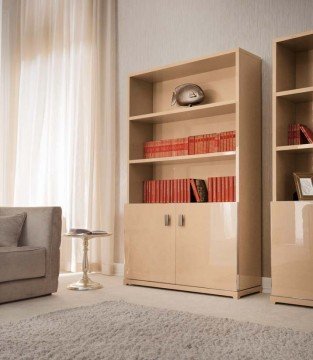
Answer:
[
  {"left": 164, "top": 214, "right": 171, "bottom": 226},
  {"left": 178, "top": 214, "right": 185, "bottom": 227}
]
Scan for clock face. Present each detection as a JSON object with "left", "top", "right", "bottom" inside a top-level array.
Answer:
[{"left": 299, "top": 178, "right": 313, "bottom": 196}]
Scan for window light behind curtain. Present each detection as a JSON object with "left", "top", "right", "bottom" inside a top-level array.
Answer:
[{"left": 0, "top": 0, "right": 116, "bottom": 274}]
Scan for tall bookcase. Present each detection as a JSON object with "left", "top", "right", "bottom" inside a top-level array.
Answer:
[
  {"left": 124, "top": 48, "right": 262, "bottom": 299},
  {"left": 271, "top": 30, "right": 313, "bottom": 307}
]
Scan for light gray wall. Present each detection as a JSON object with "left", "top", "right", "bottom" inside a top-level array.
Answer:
[{"left": 115, "top": 0, "right": 313, "bottom": 276}]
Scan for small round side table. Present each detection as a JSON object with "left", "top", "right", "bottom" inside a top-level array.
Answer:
[{"left": 64, "top": 232, "right": 111, "bottom": 291}]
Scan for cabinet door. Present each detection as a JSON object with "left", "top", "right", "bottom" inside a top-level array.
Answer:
[
  {"left": 271, "top": 202, "right": 313, "bottom": 300},
  {"left": 125, "top": 204, "right": 176, "bottom": 283},
  {"left": 175, "top": 203, "right": 238, "bottom": 291}
]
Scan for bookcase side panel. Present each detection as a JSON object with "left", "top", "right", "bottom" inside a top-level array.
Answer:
[
  {"left": 237, "top": 50, "right": 262, "bottom": 290},
  {"left": 129, "top": 78, "right": 153, "bottom": 117}
]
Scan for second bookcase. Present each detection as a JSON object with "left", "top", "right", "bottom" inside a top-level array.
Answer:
[{"left": 125, "top": 48, "right": 262, "bottom": 299}]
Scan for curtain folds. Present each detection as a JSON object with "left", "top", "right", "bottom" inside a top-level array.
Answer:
[{"left": 0, "top": 0, "right": 116, "bottom": 274}]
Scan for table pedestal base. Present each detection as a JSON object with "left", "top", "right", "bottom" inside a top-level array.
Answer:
[{"left": 67, "top": 276, "right": 103, "bottom": 291}]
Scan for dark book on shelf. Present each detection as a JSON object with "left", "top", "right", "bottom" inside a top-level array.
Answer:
[{"left": 194, "top": 179, "right": 208, "bottom": 202}]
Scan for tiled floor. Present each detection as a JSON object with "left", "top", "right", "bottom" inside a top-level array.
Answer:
[{"left": 1, "top": 273, "right": 312, "bottom": 332}]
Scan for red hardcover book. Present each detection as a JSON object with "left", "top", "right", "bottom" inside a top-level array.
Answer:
[
  {"left": 163, "top": 180, "right": 166, "bottom": 203},
  {"left": 221, "top": 177, "right": 225, "bottom": 202},
  {"left": 233, "top": 176, "right": 236, "bottom": 201},
  {"left": 169, "top": 139, "right": 174, "bottom": 157},
  {"left": 190, "top": 179, "right": 200, "bottom": 202},
  {"left": 154, "top": 180, "right": 158, "bottom": 203},
  {"left": 163, "top": 140, "right": 167, "bottom": 157},
  {"left": 227, "top": 131, "right": 232, "bottom": 151},
  {"left": 214, "top": 133, "right": 220, "bottom": 153},
  {"left": 172, "top": 139, "right": 176, "bottom": 157},
  {"left": 158, "top": 180, "right": 162, "bottom": 203},
  {"left": 195, "top": 135, "right": 204, "bottom": 154},
  {"left": 229, "top": 177, "right": 234, "bottom": 202},
  {"left": 170, "top": 180, "right": 173, "bottom": 203},
  {"left": 181, "top": 179, "right": 184, "bottom": 202},
  {"left": 212, "top": 177, "right": 217, "bottom": 202},
  {"left": 217, "top": 177, "right": 221, "bottom": 202},
  {"left": 208, "top": 178, "right": 213, "bottom": 202},
  {"left": 207, "top": 134, "right": 212, "bottom": 153},
  {"left": 225, "top": 176, "right": 229, "bottom": 201},
  {"left": 150, "top": 180, "right": 154, "bottom": 203},
  {"left": 184, "top": 179, "right": 188, "bottom": 202},
  {"left": 151, "top": 141, "right": 155, "bottom": 158},
  {"left": 204, "top": 134, "right": 209, "bottom": 153},
  {"left": 173, "top": 180, "right": 177, "bottom": 203},
  {"left": 188, "top": 136, "right": 195, "bottom": 155},
  {"left": 163, "top": 179, "right": 166, "bottom": 203},
  {"left": 187, "top": 179, "right": 191, "bottom": 202},
  {"left": 163, "top": 180, "right": 167, "bottom": 203},
  {"left": 219, "top": 133, "right": 223, "bottom": 152},
  {"left": 152, "top": 140, "right": 157, "bottom": 158},
  {"left": 177, "top": 138, "right": 183, "bottom": 156},
  {"left": 294, "top": 124, "right": 301, "bottom": 145},
  {"left": 300, "top": 125, "right": 313, "bottom": 144},
  {"left": 183, "top": 137, "right": 189, "bottom": 156},
  {"left": 178, "top": 179, "right": 182, "bottom": 203}
]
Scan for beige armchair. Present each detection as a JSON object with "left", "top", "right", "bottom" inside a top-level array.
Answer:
[{"left": 0, "top": 207, "right": 62, "bottom": 304}]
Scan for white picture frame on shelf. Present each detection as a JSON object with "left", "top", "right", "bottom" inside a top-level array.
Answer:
[{"left": 293, "top": 172, "right": 313, "bottom": 200}]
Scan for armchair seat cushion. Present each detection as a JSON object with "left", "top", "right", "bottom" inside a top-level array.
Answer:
[{"left": 0, "top": 246, "right": 46, "bottom": 283}]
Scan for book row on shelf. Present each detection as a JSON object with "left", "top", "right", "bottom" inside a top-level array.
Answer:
[
  {"left": 143, "top": 176, "right": 235, "bottom": 203},
  {"left": 144, "top": 131, "right": 236, "bottom": 158},
  {"left": 288, "top": 123, "right": 313, "bottom": 145}
]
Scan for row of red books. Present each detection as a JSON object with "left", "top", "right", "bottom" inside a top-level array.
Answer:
[
  {"left": 207, "top": 176, "right": 236, "bottom": 202},
  {"left": 143, "top": 179, "right": 208, "bottom": 203},
  {"left": 144, "top": 131, "right": 236, "bottom": 158},
  {"left": 143, "top": 176, "right": 236, "bottom": 203},
  {"left": 288, "top": 124, "right": 313, "bottom": 145}
]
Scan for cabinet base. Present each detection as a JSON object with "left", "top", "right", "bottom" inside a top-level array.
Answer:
[
  {"left": 124, "top": 279, "right": 262, "bottom": 299},
  {"left": 270, "top": 295, "right": 313, "bottom": 308}
]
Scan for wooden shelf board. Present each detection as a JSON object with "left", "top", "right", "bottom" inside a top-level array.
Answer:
[
  {"left": 129, "top": 151, "right": 236, "bottom": 165},
  {"left": 130, "top": 50, "right": 236, "bottom": 82},
  {"left": 129, "top": 100, "right": 236, "bottom": 124},
  {"left": 276, "top": 87, "right": 313, "bottom": 103},
  {"left": 276, "top": 144, "right": 313, "bottom": 153}
]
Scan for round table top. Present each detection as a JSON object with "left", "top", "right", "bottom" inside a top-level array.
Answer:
[{"left": 63, "top": 232, "right": 112, "bottom": 239}]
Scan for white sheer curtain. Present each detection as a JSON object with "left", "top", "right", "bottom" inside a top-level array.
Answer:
[{"left": 0, "top": 0, "right": 116, "bottom": 274}]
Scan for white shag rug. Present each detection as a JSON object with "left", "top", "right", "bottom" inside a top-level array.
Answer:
[{"left": 0, "top": 300, "right": 312, "bottom": 360}]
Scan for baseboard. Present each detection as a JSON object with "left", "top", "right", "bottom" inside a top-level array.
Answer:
[
  {"left": 262, "top": 277, "right": 272, "bottom": 294},
  {"left": 113, "top": 263, "right": 124, "bottom": 277}
]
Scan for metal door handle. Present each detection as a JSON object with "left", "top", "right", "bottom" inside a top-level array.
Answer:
[
  {"left": 164, "top": 214, "right": 171, "bottom": 226},
  {"left": 178, "top": 214, "right": 185, "bottom": 227}
]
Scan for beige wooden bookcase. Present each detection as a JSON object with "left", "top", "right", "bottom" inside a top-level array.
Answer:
[
  {"left": 124, "top": 48, "right": 262, "bottom": 299},
  {"left": 271, "top": 30, "right": 313, "bottom": 307}
]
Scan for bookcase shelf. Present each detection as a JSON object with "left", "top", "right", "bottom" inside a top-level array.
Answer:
[
  {"left": 125, "top": 48, "right": 262, "bottom": 299},
  {"left": 129, "top": 100, "right": 236, "bottom": 124},
  {"left": 276, "top": 144, "right": 313, "bottom": 153},
  {"left": 276, "top": 86, "right": 313, "bottom": 103},
  {"left": 129, "top": 151, "right": 236, "bottom": 165}
]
